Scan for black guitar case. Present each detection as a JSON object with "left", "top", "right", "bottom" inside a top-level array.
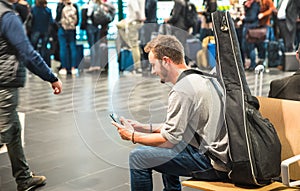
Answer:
[{"left": 211, "top": 11, "right": 281, "bottom": 186}]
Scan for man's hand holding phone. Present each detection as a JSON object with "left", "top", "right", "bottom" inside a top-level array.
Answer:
[
  {"left": 110, "top": 113, "right": 135, "bottom": 142},
  {"left": 110, "top": 113, "right": 121, "bottom": 124}
]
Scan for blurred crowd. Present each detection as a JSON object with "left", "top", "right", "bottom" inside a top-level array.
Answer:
[{"left": 13, "top": 0, "right": 300, "bottom": 75}]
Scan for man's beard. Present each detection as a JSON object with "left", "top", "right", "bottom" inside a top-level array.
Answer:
[{"left": 160, "top": 63, "right": 168, "bottom": 84}]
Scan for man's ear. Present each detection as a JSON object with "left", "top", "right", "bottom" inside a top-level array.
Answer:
[{"left": 162, "top": 56, "right": 171, "bottom": 66}]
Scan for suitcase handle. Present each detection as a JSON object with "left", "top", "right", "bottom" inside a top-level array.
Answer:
[{"left": 254, "top": 65, "right": 264, "bottom": 96}]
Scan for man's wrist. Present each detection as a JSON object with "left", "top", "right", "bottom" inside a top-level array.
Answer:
[
  {"left": 132, "top": 131, "right": 136, "bottom": 144},
  {"left": 51, "top": 76, "right": 59, "bottom": 83}
]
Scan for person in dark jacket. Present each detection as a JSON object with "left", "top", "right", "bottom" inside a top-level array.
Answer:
[
  {"left": 30, "top": 0, "right": 53, "bottom": 67},
  {"left": 268, "top": 45, "right": 300, "bottom": 101},
  {"left": 0, "top": 0, "right": 62, "bottom": 190},
  {"left": 140, "top": 0, "right": 157, "bottom": 65},
  {"left": 164, "top": 0, "right": 189, "bottom": 53},
  {"left": 277, "top": 0, "right": 300, "bottom": 52},
  {"left": 238, "top": 0, "right": 260, "bottom": 70}
]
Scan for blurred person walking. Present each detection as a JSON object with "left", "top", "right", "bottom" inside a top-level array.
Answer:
[
  {"left": 0, "top": 0, "right": 62, "bottom": 190},
  {"left": 116, "top": 0, "right": 146, "bottom": 74},
  {"left": 55, "top": 0, "right": 79, "bottom": 75},
  {"left": 30, "top": 0, "right": 53, "bottom": 67},
  {"left": 238, "top": 0, "right": 260, "bottom": 70},
  {"left": 229, "top": 0, "right": 245, "bottom": 63},
  {"left": 164, "top": 0, "right": 189, "bottom": 51},
  {"left": 85, "top": 0, "right": 115, "bottom": 72},
  {"left": 255, "top": 0, "right": 276, "bottom": 65},
  {"left": 140, "top": 0, "right": 157, "bottom": 67},
  {"left": 276, "top": 0, "right": 300, "bottom": 52}
]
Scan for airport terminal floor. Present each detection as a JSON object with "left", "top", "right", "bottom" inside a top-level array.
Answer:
[{"left": 0, "top": 44, "right": 294, "bottom": 191}]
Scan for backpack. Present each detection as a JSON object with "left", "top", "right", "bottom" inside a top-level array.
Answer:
[
  {"left": 211, "top": 11, "right": 281, "bottom": 186},
  {"left": 92, "top": 3, "right": 115, "bottom": 26},
  {"left": 184, "top": 1, "right": 198, "bottom": 28},
  {"left": 267, "top": 40, "right": 285, "bottom": 67},
  {"left": 61, "top": 3, "right": 77, "bottom": 30}
]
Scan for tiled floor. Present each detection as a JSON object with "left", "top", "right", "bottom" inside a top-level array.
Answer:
[{"left": 0, "top": 44, "right": 294, "bottom": 191}]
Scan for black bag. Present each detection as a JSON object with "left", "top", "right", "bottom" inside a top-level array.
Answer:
[
  {"left": 92, "top": 3, "right": 115, "bottom": 26},
  {"left": 267, "top": 40, "right": 285, "bottom": 67},
  {"left": 80, "top": 8, "right": 87, "bottom": 30},
  {"left": 211, "top": 11, "right": 281, "bottom": 186},
  {"left": 184, "top": 1, "right": 198, "bottom": 28}
]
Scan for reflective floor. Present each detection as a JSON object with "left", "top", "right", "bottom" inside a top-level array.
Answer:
[{"left": 0, "top": 45, "right": 294, "bottom": 191}]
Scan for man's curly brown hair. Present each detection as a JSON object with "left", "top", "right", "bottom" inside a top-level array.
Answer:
[{"left": 144, "top": 35, "right": 184, "bottom": 65}]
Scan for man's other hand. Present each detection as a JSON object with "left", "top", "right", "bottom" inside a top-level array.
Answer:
[{"left": 51, "top": 79, "right": 62, "bottom": 94}]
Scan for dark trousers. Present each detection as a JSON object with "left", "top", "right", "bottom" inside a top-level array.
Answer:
[
  {"left": 278, "top": 19, "right": 296, "bottom": 52},
  {"left": 0, "top": 88, "right": 31, "bottom": 184}
]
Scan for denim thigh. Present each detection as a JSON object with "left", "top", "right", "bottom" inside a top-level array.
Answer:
[{"left": 129, "top": 142, "right": 217, "bottom": 178}]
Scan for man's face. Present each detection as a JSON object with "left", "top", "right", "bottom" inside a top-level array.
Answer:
[{"left": 149, "top": 51, "right": 168, "bottom": 84}]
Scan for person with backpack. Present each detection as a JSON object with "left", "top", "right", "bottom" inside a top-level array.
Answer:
[
  {"left": 85, "top": 0, "right": 115, "bottom": 72},
  {"left": 55, "top": 0, "right": 79, "bottom": 75},
  {"left": 112, "top": 35, "right": 229, "bottom": 191},
  {"left": 0, "top": 0, "right": 62, "bottom": 190}
]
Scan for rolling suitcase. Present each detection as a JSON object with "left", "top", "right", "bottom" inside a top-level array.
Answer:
[
  {"left": 186, "top": 37, "right": 202, "bottom": 62},
  {"left": 207, "top": 43, "right": 216, "bottom": 68},
  {"left": 212, "top": 11, "right": 281, "bottom": 186},
  {"left": 118, "top": 49, "right": 134, "bottom": 72},
  {"left": 284, "top": 52, "right": 298, "bottom": 71}
]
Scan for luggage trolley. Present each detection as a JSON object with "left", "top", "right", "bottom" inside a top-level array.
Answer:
[{"left": 254, "top": 65, "right": 264, "bottom": 96}]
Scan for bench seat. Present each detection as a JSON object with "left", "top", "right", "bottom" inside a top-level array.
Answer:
[
  {"left": 182, "top": 180, "right": 299, "bottom": 191},
  {"left": 182, "top": 97, "right": 300, "bottom": 190}
]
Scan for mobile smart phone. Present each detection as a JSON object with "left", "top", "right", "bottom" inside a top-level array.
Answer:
[{"left": 109, "top": 113, "right": 121, "bottom": 124}]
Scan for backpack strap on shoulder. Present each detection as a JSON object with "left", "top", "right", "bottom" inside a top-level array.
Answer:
[{"left": 178, "top": 69, "right": 217, "bottom": 81}]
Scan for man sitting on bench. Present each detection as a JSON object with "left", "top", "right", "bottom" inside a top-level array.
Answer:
[
  {"left": 111, "top": 35, "right": 230, "bottom": 191},
  {"left": 268, "top": 44, "right": 300, "bottom": 101}
]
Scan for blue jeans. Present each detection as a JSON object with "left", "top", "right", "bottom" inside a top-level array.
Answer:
[
  {"left": 30, "top": 31, "right": 50, "bottom": 66},
  {"left": 242, "top": 27, "right": 256, "bottom": 68},
  {"left": 86, "top": 24, "right": 101, "bottom": 67},
  {"left": 129, "top": 141, "right": 227, "bottom": 191},
  {"left": 58, "top": 28, "right": 77, "bottom": 70}
]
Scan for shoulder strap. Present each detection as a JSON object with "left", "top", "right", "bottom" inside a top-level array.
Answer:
[
  {"left": 178, "top": 69, "right": 217, "bottom": 81},
  {"left": 186, "top": 69, "right": 229, "bottom": 170}
]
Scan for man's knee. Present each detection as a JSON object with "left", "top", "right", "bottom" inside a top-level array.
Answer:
[{"left": 129, "top": 147, "right": 149, "bottom": 169}]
